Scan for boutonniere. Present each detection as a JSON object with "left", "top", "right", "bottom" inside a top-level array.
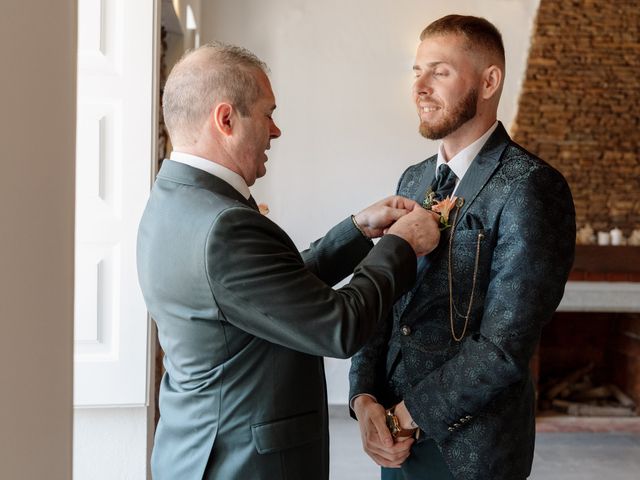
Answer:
[
  {"left": 422, "top": 190, "right": 464, "bottom": 230},
  {"left": 258, "top": 203, "right": 270, "bottom": 215}
]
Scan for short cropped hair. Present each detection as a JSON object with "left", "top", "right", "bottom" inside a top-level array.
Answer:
[
  {"left": 162, "top": 42, "right": 268, "bottom": 146},
  {"left": 420, "top": 15, "right": 505, "bottom": 67}
]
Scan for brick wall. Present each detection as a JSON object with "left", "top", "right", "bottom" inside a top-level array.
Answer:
[{"left": 512, "top": 0, "right": 639, "bottom": 235}]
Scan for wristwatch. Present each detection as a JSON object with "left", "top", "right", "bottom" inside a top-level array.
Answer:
[{"left": 385, "top": 406, "right": 419, "bottom": 439}]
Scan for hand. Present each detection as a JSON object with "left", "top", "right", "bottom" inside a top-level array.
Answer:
[
  {"left": 387, "top": 204, "right": 440, "bottom": 256},
  {"left": 353, "top": 196, "right": 420, "bottom": 239},
  {"left": 353, "top": 395, "right": 414, "bottom": 468},
  {"left": 393, "top": 401, "right": 417, "bottom": 430}
]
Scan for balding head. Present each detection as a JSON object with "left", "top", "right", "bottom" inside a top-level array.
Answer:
[{"left": 162, "top": 42, "right": 268, "bottom": 147}]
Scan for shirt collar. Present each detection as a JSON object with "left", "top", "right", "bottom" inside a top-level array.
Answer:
[
  {"left": 436, "top": 121, "right": 499, "bottom": 183},
  {"left": 169, "top": 151, "right": 251, "bottom": 200}
]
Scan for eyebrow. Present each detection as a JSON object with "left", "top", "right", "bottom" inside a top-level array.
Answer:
[{"left": 413, "top": 61, "right": 447, "bottom": 71}]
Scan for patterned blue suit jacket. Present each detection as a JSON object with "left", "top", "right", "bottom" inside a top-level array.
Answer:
[{"left": 350, "top": 123, "right": 576, "bottom": 479}]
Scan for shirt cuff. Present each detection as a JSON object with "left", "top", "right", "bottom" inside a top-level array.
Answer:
[{"left": 349, "top": 393, "right": 378, "bottom": 411}]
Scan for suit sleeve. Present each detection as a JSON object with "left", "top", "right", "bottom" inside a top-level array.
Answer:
[
  {"left": 348, "top": 311, "right": 393, "bottom": 413},
  {"left": 404, "top": 165, "right": 576, "bottom": 441},
  {"left": 299, "top": 217, "right": 373, "bottom": 286},
  {"left": 205, "top": 207, "right": 417, "bottom": 359},
  {"left": 349, "top": 169, "right": 409, "bottom": 406},
  {"left": 348, "top": 167, "right": 412, "bottom": 411}
]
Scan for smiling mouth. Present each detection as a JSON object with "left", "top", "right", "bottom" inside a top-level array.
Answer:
[{"left": 420, "top": 105, "right": 440, "bottom": 113}]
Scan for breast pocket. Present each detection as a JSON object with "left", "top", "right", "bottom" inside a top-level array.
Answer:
[
  {"left": 451, "top": 228, "right": 492, "bottom": 258},
  {"left": 448, "top": 228, "right": 493, "bottom": 309}
]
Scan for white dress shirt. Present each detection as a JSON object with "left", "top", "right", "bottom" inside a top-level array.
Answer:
[
  {"left": 169, "top": 151, "right": 251, "bottom": 200},
  {"left": 436, "top": 121, "right": 499, "bottom": 195}
]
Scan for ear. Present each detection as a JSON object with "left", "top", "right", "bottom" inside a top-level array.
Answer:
[
  {"left": 481, "top": 65, "right": 502, "bottom": 100},
  {"left": 212, "top": 102, "right": 234, "bottom": 136}
]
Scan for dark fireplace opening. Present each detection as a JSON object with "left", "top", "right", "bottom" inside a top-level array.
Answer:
[{"left": 532, "top": 312, "right": 640, "bottom": 432}]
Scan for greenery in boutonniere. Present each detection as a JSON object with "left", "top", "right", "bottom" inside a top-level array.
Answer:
[{"left": 422, "top": 189, "right": 464, "bottom": 230}]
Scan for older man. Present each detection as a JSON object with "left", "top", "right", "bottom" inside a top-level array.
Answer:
[
  {"left": 350, "top": 15, "right": 576, "bottom": 480},
  {"left": 137, "top": 43, "right": 440, "bottom": 480}
]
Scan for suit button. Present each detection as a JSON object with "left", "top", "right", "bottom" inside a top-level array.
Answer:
[
  {"left": 459, "top": 418, "right": 466, "bottom": 423},
  {"left": 454, "top": 423, "right": 461, "bottom": 428},
  {"left": 400, "top": 325, "right": 412, "bottom": 336},
  {"left": 466, "top": 415, "right": 472, "bottom": 420},
  {"left": 448, "top": 427, "right": 454, "bottom": 432}
]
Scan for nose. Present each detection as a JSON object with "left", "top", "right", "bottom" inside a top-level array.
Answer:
[
  {"left": 270, "top": 119, "right": 281, "bottom": 139},
  {"left": 413, "top": 74, "right": 433, "bottom": 98}
]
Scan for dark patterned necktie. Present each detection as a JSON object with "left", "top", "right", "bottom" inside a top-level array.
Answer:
[{"left": 430, "top": 163, "right": 458, "bottom": 200}]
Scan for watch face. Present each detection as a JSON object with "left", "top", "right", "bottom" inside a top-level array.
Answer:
[{"left": 385, "top": 412, "right": 400, "bottom": 437}]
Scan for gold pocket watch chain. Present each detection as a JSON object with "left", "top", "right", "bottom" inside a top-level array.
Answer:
[{"left": 447, "top": 205, "right": 484, "bottom": 342}]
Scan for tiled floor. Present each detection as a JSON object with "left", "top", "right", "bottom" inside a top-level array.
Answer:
[{"left": 328, "top": 406, "right": 640, "bottom": 480}]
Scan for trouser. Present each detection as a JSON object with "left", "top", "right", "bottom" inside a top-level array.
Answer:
[{"left": 381, "top": 438, "right": 454, "bottom": 480}]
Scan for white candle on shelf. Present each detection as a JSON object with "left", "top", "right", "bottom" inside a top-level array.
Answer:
[
  {"left": 610, "top": 227, "right": 623, "bottom": 246},
  {"left": 597, "top": 231, "right": 611, "bottom": 246}
]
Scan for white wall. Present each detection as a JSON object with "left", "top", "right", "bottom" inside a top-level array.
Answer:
[
  {"left": 74, "top": 408, "right": 148, "bottom": 480},
  {"left": 200, "top": 0, "right": 540, "bottom": 404},
  {"left": 0, "top": 1, "right": 76, "bottom": 479}
]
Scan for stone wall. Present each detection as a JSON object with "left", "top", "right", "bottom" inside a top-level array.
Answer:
[{"left": 512, "top": 0, "right": 639, "bottom": 236}]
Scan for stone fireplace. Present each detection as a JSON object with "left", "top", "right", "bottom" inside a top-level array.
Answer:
[
  {"left": 534, "top": 246, "right": 640, "bottom": 432},
  {"left": 510, "top": 1, "right": 640, "bottom": 431}
]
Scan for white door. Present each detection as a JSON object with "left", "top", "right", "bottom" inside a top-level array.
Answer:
[{"left": 75, "top": 0, "right": 158, "bottom": 406}]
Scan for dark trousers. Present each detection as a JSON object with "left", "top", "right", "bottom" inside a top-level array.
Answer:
[{"left": 381, "top": 439, "right": 454, "bottom": 480}]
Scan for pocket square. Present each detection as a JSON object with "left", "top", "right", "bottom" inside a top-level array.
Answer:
[{"left": 461, "top": 213, "right": 484, "bottom": 230}]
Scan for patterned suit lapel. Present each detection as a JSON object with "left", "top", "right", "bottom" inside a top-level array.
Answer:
[
  {"left": 411, "top": 160, "right": 437, "bottom": 204},
  {"left": 454, "top": 123, "right": 510, "bottom": 222}
]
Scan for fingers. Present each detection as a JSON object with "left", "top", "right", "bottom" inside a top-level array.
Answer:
[
  {"left": 364, "top": 432, "right": 414, "bottom": 467},
  {"left": 383, "top": 206, "right": 413, "bottom": 223},
  {"left": 356, "top": 196, "right": 423, "bottom": 239},
  {"left": 384, "top": 195, "right": 420, "bottom": 211},
  {"left": 356, "top": 400, "right": 414, "bottom": 468},
  {"left": 369, "top": 408, "right": 393, "bottom": 448}
]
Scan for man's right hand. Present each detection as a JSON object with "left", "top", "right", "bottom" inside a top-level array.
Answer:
[
  {"left": 352, "top": 395, "right": 414, "bottom": 468},
  {"left": 387, "top": 205, "right": 440, "bottom": 256}
]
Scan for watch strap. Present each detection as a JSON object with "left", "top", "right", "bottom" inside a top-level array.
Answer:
[{"left": 385, "top": 407, "right": 419, "bottom": 439}]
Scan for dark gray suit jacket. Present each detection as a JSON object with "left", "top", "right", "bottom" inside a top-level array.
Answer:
[
  {"left": 350, "top": 124, "right": 576, "bottom": 479},
  {"left": 137, "top": 160, "right": 417, "bottom": 480}
]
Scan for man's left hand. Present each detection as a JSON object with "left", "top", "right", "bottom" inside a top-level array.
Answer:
[
  {"left": 393, "top": 401, "right": 418, "bottom": 431},
  {"left": 354, "top": 196, "right": 419, "bottom": 239}
]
